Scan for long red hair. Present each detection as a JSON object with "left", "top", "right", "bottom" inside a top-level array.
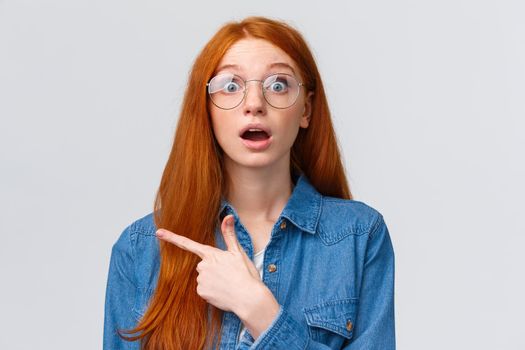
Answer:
[{"left": 120, "top": 16, "right": 352, "bottom": 349}]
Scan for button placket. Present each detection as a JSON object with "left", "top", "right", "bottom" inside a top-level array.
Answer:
[
  {"left": 260, "top": 220, "right": 284, "bottom": 298},
  {"left": 264, "top": 219, "right": 286, "bottom": 277}
]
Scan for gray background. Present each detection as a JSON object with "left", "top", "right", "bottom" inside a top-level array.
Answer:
[{"left": 1, "top": 0, "right": 524, "bottom": 349}]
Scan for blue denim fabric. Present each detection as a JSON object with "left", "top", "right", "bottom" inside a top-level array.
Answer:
[{"left": 103, "top": 174, "right": 395, "bottom": 349}]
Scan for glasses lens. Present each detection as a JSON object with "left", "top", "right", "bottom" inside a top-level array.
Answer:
[
  {"left": 263, "top": 74, "right": 300, "bottom": 108},
  {"left": 208, "top": 74, "right": 245, "bottom": 109}
]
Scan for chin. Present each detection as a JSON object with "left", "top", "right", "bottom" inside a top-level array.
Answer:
[
  {"left": 225, "top": 153, "right": 280, "bottom": 169},
  {"left": 237, "top": 157, "right": 276, "bottom": 169}
]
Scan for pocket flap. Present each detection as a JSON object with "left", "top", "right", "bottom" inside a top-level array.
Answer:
[{"left": 302, "top": 298, "right": 358, "bottom": 339}]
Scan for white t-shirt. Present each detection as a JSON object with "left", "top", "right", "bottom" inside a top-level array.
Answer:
[{"left": 237, "top": 246, "right": 266, "bottom": 343}]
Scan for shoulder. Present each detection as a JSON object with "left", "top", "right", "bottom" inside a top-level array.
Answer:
[
  {"left": 125, "top": 211, "right": 157, "bottom": 236},
  {"left": 317, "top": 196, "right": 385, "bottom": 244},
  {"left": 115, "top": 211, "right": 156, "bottom": 239},
  {"left": 111, "top": 212, "right": 159, "bottom": 261}
]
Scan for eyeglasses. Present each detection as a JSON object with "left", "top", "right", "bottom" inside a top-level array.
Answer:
[{"left": 207, "top": 73, "right": 304, "bottom": 110}]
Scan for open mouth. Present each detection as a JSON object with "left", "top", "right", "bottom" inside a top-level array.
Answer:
[
  {"left": 240, "top": 129, "right": 271, "bottom": 141},
  {"left": 239, "top": 127, "right": 272, "bottom": 151}
]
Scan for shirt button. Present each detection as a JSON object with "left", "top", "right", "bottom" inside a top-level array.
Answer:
[
  {"left": 280, "top": 220, "right": 287, "bottom": 230},
  {"left": 267, "top": 264, "right": 277, "bottom": 273},
  {"left": 346, "top": 320, "right": 353, "bottom": 331}
]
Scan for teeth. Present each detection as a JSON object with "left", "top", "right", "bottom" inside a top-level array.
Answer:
[{"left": 248, "top": 128, "right": 262, "bottom": 132}]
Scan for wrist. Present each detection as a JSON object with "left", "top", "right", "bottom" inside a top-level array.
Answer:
[
  {"left": 235, "top": 280, "right": 268, "bottom": 318},
  {"left": 235, "top": 282, "right": 280, "bottom": 339}
]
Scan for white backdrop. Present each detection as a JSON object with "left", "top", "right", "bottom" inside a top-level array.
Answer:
[{"left": 1, "top": 1, "right": 524, "bottom": 349}]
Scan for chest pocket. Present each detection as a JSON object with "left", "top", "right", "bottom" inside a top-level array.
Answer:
[{"left": 302, "top": 298, "right": 359, "bottom": 345}]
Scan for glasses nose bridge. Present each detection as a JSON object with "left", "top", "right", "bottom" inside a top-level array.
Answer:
[
  {"left": 243, "top": 78, "right": 265, "bottom": 90},
  {"left": 242, "top": 78, "right": 266, "bottom": 100}
]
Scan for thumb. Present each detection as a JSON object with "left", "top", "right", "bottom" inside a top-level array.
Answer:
[{"left": 221, "top": 215, "right": 241, "bottom": 253}]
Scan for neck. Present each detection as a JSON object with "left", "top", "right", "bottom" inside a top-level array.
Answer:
[{"left": 223, "top": 158, "right": 294, "bottom": 223}]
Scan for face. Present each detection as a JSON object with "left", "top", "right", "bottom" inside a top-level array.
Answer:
[{"left": 208, "top": 38, "right": 313, "bottom": 173}]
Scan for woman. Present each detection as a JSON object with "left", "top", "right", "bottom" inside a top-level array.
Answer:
[{"left": 104, "top": 16, "right": 395, "bottom": 350}]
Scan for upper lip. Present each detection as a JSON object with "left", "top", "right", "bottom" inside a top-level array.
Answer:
[{"left": 239, "top": 123, "right": 272, "bottom": 137}]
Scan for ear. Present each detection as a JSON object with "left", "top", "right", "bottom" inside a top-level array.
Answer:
[{"left": 300, "top": 91, "right": 314, "bottom": 129}]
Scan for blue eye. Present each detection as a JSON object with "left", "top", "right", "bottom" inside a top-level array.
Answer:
[
  {"left": 224, "top": 82, "right": 241, "bottom": 93},
  {"left": 269, "top": 81, "right": 288, "bottom": 92},
  {"left": 264, "top": 75, "right": 291, "bottom": 94}
]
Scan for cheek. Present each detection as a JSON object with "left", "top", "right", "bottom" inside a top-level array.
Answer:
[
  {"left": 209, "top": 106, "right": 225, "bottom": 136},
  {"left": 285, "top": 107, "right": 305, "bottom": 131},
  {"left": 277, "top": 112, "right": 303, "bottom": 146},
  {"left": 209, "top": 118, "right": 220, "bottom": 140},
  {"left": 209, "top": 109, "right": 236, "bottom": 149}
]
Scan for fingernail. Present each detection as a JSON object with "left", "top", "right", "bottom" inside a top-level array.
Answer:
[{"left": 156, "top": 229, "right": 164, "bottom": 237}]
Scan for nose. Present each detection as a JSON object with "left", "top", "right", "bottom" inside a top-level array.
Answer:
[{"left": 242, "top": 81, "right": 266, "bottom": 116}]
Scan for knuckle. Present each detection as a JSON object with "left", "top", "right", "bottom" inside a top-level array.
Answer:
[
  {"left": 196, "top": 284, "right": 204, "bottom": 296},
  {"left": 206, "top": 252, "right": 218, "bottom": 262}
]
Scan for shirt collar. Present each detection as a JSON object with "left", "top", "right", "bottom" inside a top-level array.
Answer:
[{"left": 219, "top": 173, "right": 322, "bottom": 235}]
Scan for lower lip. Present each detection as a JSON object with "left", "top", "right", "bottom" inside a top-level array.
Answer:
[{"left": 240, "top": 136, "right": 272, "bottom": 151}]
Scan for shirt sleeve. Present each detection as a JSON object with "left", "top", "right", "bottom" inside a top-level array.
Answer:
[
  {"left": 103, "top": 226, "right": 141, "bottom": 350},
  {"left": 247, "top": 215, "right": 396, "bottom": 350},
  {"left": 345, "top": 215, "right": 396, "bottom": 349}
]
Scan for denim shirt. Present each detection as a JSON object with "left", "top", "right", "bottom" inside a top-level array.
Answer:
[{"left": 103, "top": 174, "right": 395, "bottom": 349}]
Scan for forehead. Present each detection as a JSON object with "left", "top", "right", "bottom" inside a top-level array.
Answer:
[{"left": 215, "top": 38, "right": 299, "bottom": 75}]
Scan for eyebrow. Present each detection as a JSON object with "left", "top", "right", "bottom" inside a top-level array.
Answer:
[{"left": 215, "top": 62, "right": 296, "bottom": 75}]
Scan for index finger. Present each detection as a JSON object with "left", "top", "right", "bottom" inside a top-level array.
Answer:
[{"left": 156, "top": 229, "right": 211, "bottom": 259}]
